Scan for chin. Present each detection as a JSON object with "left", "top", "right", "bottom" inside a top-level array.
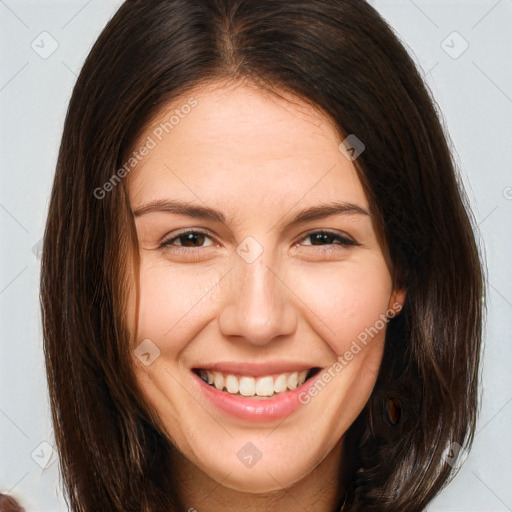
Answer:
[{"left": 214, "top": 464, "right": 305, "bottom": 494}]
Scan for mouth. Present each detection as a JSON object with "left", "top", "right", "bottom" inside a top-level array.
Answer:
[{"left": 192, "top": 367, "right": 322, "bottom": 399}]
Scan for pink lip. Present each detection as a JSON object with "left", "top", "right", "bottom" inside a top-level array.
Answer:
[
  {"left": 192, "top": 361, "right": 314, "bottom": 377},
  {"left": 191, "top": 369, "right": 321, "bottom": 423}
]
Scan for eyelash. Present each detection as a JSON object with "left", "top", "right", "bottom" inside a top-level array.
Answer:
[{"left": 158, "top": 229, "right": 359, "bottom": 254}]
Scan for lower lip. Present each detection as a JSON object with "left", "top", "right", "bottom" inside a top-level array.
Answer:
[{"left": 192, "top": 371, "right": 320, "bottom": 423}]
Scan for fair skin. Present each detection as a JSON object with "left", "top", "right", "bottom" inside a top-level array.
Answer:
[{"left": 126, "top": 79, "right": 404, "bottom": 512}]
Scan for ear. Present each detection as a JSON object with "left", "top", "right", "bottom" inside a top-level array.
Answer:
[{"left": 388, "top": 288, "right": 406, "bottom": 316}]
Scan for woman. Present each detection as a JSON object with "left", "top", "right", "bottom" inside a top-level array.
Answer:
[{"left": 39, "top": 1, "right": 484, "bottom": 511}]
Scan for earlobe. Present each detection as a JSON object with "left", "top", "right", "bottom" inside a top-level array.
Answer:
[{"left": 389, "top": 288, "right": 406, "bottom": 316}]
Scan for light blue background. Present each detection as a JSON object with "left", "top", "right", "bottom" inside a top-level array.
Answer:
[{"left": 1, "top": 1, "right": 511, "bottom": 510}]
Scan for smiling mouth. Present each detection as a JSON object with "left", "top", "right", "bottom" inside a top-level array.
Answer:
[{"left": 192, "top": 367, "right": 321, "bottom": 398}]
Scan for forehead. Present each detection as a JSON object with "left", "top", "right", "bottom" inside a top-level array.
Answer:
[{"left": 127, "top": 81, "right": 368, "bottom": 214}]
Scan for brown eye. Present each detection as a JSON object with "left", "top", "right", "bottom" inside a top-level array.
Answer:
[
  {"left": 159, "top": 230, "right": 214, "bottom": 249},
  {"left": 301, "top": 231, "right": 358, "bottom": 247}
]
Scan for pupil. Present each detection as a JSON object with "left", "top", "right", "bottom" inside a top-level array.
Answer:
[
  {"left": 182, "top": 233, "right": 205, "bottom": 247},
  {"left": 312, "top": 233, "right": 331, "bottom": 245}
]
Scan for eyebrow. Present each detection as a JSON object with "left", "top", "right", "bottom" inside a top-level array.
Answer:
[{"left": 132, "top": 199, "right": 370, "bottom": 227}]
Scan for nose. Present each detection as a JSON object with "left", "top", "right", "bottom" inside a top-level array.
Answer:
[{"left": 217, "top": 247, "right": 298, "bottom": 346}]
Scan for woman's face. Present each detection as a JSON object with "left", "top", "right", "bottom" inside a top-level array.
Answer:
[{"left": 126, "top": 80, "right": 404, "bottom": 493}]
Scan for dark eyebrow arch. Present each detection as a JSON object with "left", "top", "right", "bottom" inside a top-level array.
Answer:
[
  {"left": 132, "top": 199, "right": 370, "bottom": 226},
  {"left": 284, "top": 201, "right": 370, "bottom": 228},
  {"left": 133, "top": 199, "right": 226, "bottom": 222}
]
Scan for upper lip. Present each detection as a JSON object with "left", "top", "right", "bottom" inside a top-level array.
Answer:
[{"left": 192, "top": 361, "right": 318, "bottom": 377}]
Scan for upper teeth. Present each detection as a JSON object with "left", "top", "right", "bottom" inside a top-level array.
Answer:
[{"left": 198, "top": 370, "right": 309, "bottom": 397}]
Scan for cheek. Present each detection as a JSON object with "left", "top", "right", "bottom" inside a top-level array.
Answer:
[
  {"left": 289, "top": 259, "right": 393, "bottom": 353},
  {"left": 136, "top": 260, "right": 219, "bottom": 344},
  {"left": 135, "top": 252, "right": 394, "bottom": 362}
]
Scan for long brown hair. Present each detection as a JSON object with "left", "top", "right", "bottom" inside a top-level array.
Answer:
[{"left": 40, "top": 1, "right": 485, "bottom": 510}]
